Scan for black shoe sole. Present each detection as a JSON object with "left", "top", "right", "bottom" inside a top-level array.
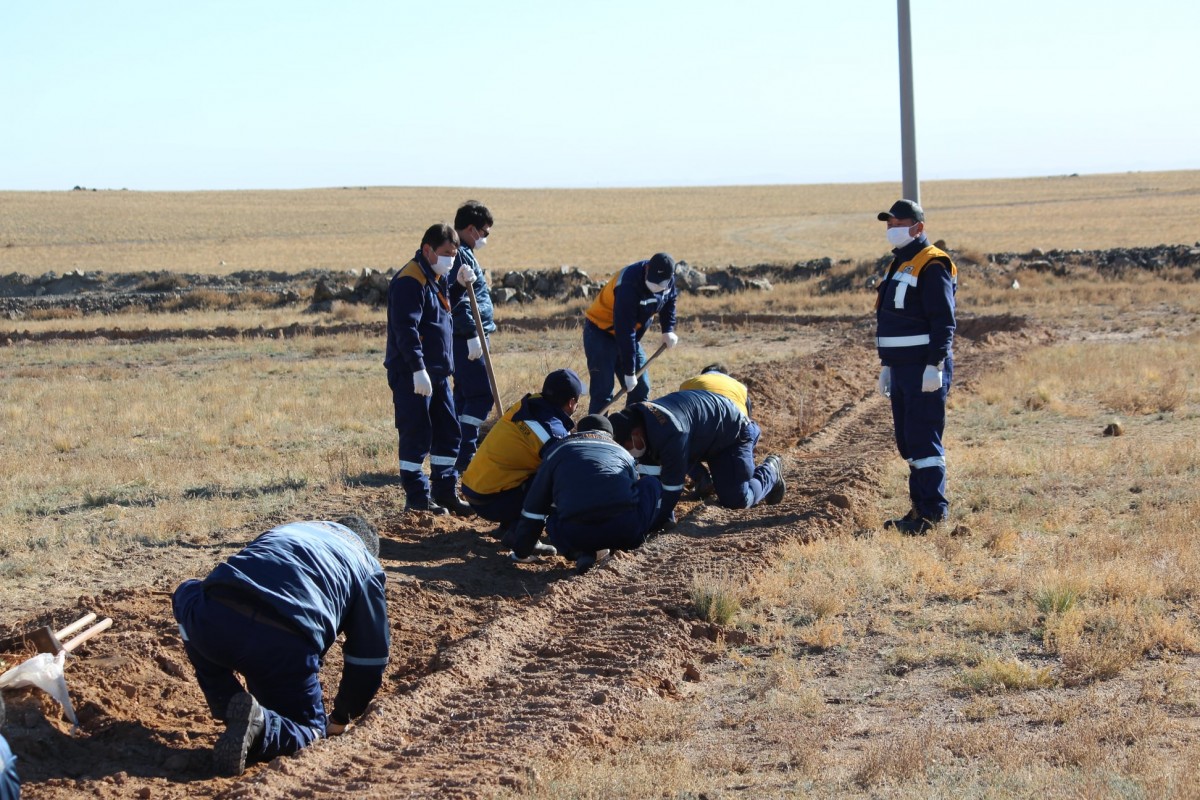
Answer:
[{"left": 214, "top": 693, "right": 263, "bottom": 777}]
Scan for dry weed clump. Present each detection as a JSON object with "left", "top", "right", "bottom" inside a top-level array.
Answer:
[
  {"left": 853, "top": 726, "right": 942, "bottom": 789},
  {"left": 689, "top": 571, "right": 742, "bottom": 626},
  {"left": 955, "top": 658, "right": 1056, "bottom": 693}
]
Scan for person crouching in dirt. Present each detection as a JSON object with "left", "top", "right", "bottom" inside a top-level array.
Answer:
[
  {"left": 0, "top": 696, "right": 18, "bottom": 799},
  {"left": 608, "top": 388, "right": 785, "bottom": 531},
  {"left": 460, "top": 369, "right": 583, "bottom": 542},
  {"left": 678, "top": 363, "right": 752, "bottom": 498},
  {"left": 506, "top": 415, "right": 663, "bottom": 574},
  {"left": 875, "top": 199, "right": 958, "bottom": 535},
  {"left": 582, "top": 252, "right": 680, "bottom": 414},
  {"left": 172, "top": 517, "right": 389, "bottom": 777},
  {"left": 385, "top": 222, "right": 475, "bottom": 516}
]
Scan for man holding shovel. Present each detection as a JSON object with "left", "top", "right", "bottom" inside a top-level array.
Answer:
[
  {"left": 172, "top": 516, "right": 389, "bottom": 777},
  {"left": 449, "top": 201, "right": 499, "bottom": 473},
  {"left": 583, "top": 252, "right": 680, "bottom": 414}
]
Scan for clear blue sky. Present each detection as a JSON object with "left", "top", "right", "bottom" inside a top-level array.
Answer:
[{"left": 2, "top": 1, "right": 1195, "bottom": 191}]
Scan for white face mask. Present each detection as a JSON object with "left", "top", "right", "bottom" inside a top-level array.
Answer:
[
  {"left": 432, "top": 254, "right": 455, "bottom": 277},
  {"left": 886, "top": 226, "right": 915, "bottom": 248},
  {"left": 645, "top": 280, "right": 669, "bottom": 294},
  {"left": 473, "top": 235, "right": 488, "bottom": 249},
  {"left": 628, "top": 444, "right": 647, "bottom": 459}
]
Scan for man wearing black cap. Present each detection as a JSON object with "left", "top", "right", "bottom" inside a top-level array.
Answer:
[
  {"left": 507, "top": 414, "right": 663, "bottom": 574},
  {"left": 582, "top": 252, "right": 680, "bottom": 414},
  {"left": 172, "top": 516, "right": 389, "bottom": 776},
  {"left": 461, "top": 369, "right": 583, "bottom": 545},
  {"left": 875, "top": 199, "right": 958, "bottom": 534},
  {"left": 608, "top": 389, "right": 784, "bottom": 531}
]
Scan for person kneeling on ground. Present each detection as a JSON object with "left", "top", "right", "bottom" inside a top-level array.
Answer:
[
  {"left": 506, "top": 415, "right": 663, "bottom": 574},
  {"left": 460, "top": 369, "right": 583, "bottom": 540},
  {"left": 678, "top": 363, "right": 753, "bottom": 497},
  {"left": 172, "top": 516, "right": 389, "bottom": 776},
  {"left": 608, "top": 388, "right": 785, "bottom": 531}
]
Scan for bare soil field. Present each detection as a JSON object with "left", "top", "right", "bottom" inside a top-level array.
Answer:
[{"left": 0, "top": 177, "right": 1198, "bottom": 798}]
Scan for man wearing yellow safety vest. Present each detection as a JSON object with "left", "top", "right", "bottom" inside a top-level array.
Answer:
[
  {"left": 875, "top": 199, "right": 958, "bottom": 535},
  {"left": 678, "top": 363, "right": 752, "bottom": 497},
  {"left": 461, "top": 369, "right": 584, "bottom": 554},
  {"left": 583, "top": 253, "right": 680, "bottom": 414}
]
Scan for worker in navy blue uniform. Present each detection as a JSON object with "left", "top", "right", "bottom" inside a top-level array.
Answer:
[
  {"left": 583, "top": 252, "right": 680, "bottom": 414},
  {"left": 461, "top": 369, "right": 582, "bottom": 537},
  {"left": 608, "top": 389, "right": 785, "bottom": 531},
  {"left": 448, "top": 201, "right": 498, "bottom": 472},
  {"left": 507, "top": 415, "right": 663, "bottom": 574},
  {"left": 385, "top": 222, "right": 474, "bottom": 515},
  {"left": 172, "top": 516, "right": 389, "bottom": 777},
  {"left": 0, "top": 696, "right": 18, "bottom": 800},
  {"left": 875, "top": 199, "right": 958, "bottom": 535}
]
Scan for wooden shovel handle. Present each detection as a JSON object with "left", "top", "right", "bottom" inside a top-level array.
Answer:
[
  {"left": 55, "top": 612, "right": 97, "bottom": 640},
  {"left": 62, "top": 618, "right": 113, "bottom": 653}
]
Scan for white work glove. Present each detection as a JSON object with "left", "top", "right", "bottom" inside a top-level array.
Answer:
[
  {"left": 878, "top": 366, "right": 891, "bottom": 398},
  {"left": 921, "top": 364, "right": 943, "bottom": 393},
  {"left": 326, "top": 720, "right": 347, "bottom": 736},
  {"left": 413, "top": 369, "right": 433, "bottom": 397},
  {"left": 466, "top": 336, "right": 483, "bottom": 361},
  {"left": 661, "top": 331, "right": 679, "bottom": 349},
  {"left": 622, "top": 374, "right": 638, "bottom": 392},
  {"left": 456, "top": 264, "right": 476, "bottom": 287}
]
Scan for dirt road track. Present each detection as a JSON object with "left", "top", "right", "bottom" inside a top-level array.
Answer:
[{"left": 0, "top": 317, "right": 1022, "bottom": 799}]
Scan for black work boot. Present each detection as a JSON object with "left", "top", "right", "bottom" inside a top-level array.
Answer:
[
  {"left": 214, "top": 692, "right": 266, "bottom": 777},
  {"left": 892, "top": 515, "right": 938, "bottom": 536},
  {"left": 883, "top": 508, "right": 920, "bottom": 530},
  {"left": 432, "top": 488, "right": 475, "bottom": 517},
  {"left": 764, "top": 455, "right": 786, "bottom": 505},
  {"left": 404, "top": 495, "right": 449, "bottom": 515}
]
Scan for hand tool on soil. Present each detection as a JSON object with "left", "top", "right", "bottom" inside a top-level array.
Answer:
[
  {"left": 27, "top": 613, "right": 113, "bottom": 655},
  {"left": 598, "top": 343, "right": 668, "bottom": 414},
  {"left": 467, "top": 279, "right": 504, "bottom": 418}
]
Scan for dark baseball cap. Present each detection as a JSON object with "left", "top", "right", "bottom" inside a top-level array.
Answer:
[
  {"left": 645, "top": 252, "right": 676, "bottom": 284},
  {"left": 541, "top": 368, "right": 584, "bottom": 406},
  {"left": 877, "top": 199, "right": 925, "bottom": 223}
]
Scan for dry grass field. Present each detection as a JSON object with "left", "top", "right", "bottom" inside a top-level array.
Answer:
[
  {"left": 1, "top": 170, "right": 1198, "bottom": 276},
  {"left": 0, "top": 173, "right": 1198, "bottom": 798}
]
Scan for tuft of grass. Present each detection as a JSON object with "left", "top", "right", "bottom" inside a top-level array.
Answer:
[
  {"left": 690, "top": 571, "right": 741, "bottom": 626},
  {"left": 956, "top": 658, "right": 1056, "bottom": 693}
]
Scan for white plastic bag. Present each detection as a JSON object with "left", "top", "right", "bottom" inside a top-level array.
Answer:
[{"left": 0, "top": 650, "right": 78, "bottom": 726}]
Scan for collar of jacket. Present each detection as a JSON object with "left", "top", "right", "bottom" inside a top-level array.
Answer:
[
  {"left": 892, "top": 234, "right": 930, "bottom": 261},
  {"left": 413, "top": 250, "right": 443, "bottom": 284}
]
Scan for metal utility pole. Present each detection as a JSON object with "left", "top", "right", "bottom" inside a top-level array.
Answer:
[{"left": 897, "top": 0, "right": 920, "bottom": 204}]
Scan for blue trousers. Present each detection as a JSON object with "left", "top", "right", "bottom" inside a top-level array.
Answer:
[
  {"left": 887, "top": 358, "right": 952, "bottom": 520},
  {"left": 452, "top": 335, "right": 495, "bottom": 473},
  {"left": 707, "top": 419, "right": 779, "bottom": 509},
  {"left": 583, "top": 321, "right": 649, "bottom": 415},
  {"left": 547, "top": 477, "right": 662, "bottom": 556},
  {"left": 172, "top": 580, "right": 326, "bottom": 764},
  {"left": 389, "top": 369, "right": 461, "bottom": 499},
  {"left": 462, "top": 481, "right": 528, "bottom": 525},
  {"left": 0, "top": 734, "right": 17, "bottom": 800}
]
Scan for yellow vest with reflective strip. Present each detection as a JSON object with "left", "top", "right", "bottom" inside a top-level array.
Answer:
[
  {"left": 461, "top": 395, "right": 555, "bottom": 496},
  {"left": 679, "top": 373, "right": 750, "bottom": 418},
  {"left": 875, "top": 245, "right": 957, "bottom": 310}
]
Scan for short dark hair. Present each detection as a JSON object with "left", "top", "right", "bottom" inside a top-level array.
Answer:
[
  {"left": 576, "top": 414, "right": 613, "bottom": 435},
  {"left": 454, "top": 200, "right": 493, "bottom": 232},
  {"left": 421, "top": 223, "right": 459, "bottom": 251},
  {"left": 700, "top": 363, "right": 728, "bottom": 375},
  {"left": 337, "top": 514, "right": 380, "bottom": 558},
  {"left": 607, "top": 408, "right": 641, "bottom": 446}
]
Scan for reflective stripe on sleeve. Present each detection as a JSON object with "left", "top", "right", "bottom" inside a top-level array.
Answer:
[
  {"left": 459, "top": 414, "right": 486, "bottom": 426},
  {"left": 525, "top": 420, "right": 551, "bottom": 444},
  {"left": 344, "top": 654, "right": 389, "bottom": 667},
  {"left": 637, "top": 464, "right": 662, "bottom": 476},
  {"left": 521, "top": 510, "right": 548, "bottom": 521},
  {"left": 662, "top": 483, "right": 685, "bottom": 491},
  {"left": 907, "top": 455, "right": 946, "bottom": 469},
  {"left": 876, "top": 334, "right": 931, "bottom": 348}
]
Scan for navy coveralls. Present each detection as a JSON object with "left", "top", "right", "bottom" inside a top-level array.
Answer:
[
  {"left": 449, "top": 243, "right": 497, "bottom": 472},
  {"left": 173, "top": 521, "right": 389, "bottom": 766},
  {"left": 0, "top": 732, "right": 17, "bottom": 800},
  {"left": 876, "top": 235, "right": 958, "bottom": 521},
  {"left": 583, "top": 261, "right": 678, "bottom": 414},
  {"left": 631, "top": 390, "right": 780, "bottom": 529},
  {"left": 385, "top": 251, "right": 461, "bottom": 501},
  {"left": 510, "top": 430, "right": 662, "bottom": 558}
]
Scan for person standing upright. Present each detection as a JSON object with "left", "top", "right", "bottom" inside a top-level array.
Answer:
[
  {"left": 875, "top": 199, "right": 958, "bottom": 534},
  {"left": 385, "top": 223, "right": 474, "bottom": 515},
  {"left": 449, "top": 200, "right": 498, "bottom": 473},
  {"left": 583, "top": 252, "right": 680, "bottom": 414}
]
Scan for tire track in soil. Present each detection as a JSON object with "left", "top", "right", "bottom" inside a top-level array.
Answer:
[{"left": 0, "top": 318, "right": 1024, "bottom": 799}]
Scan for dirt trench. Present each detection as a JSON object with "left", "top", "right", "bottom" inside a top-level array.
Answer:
[{"left": 0, "top": 316, "right": 1024, "bottom": 799}]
